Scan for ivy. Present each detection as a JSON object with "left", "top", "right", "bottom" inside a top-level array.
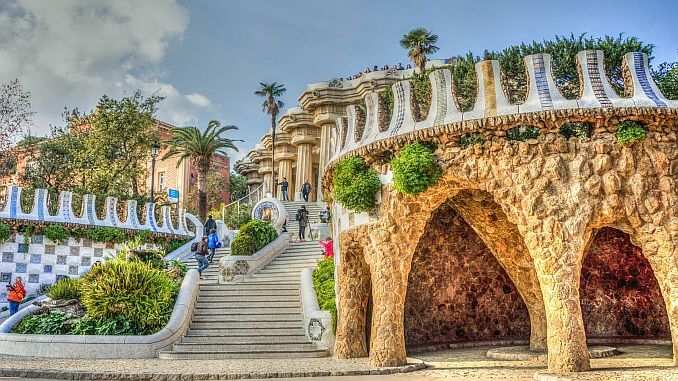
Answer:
[
  {"left": 312, "top": 258, "right": 336, "bottom": 333},
  {"left": 616, "top": 121, "right": 647, "bottom": 145},
  {"left": 391, "top": 142, "right": 442, "bottom": 195},
  {"left": 560, "top": 122, "right": 591, "bottom": 139},
  {"left": 0, "top": 222, "right": 9, "bottom": 243},
  {"left": 332, "top": 156, "right": 382, "bottom": 213},
  {"left": 43, "top": 225, "right": 70, "bottom": 244},
  {"left": 230, "top": 220, "right": 277, "bottom": 256},
  {"left": 460, "top": 133, "right": 486, "bottom": 149},
  {"left": 506, "top": 125, "right": 540, "bottom": 141}
]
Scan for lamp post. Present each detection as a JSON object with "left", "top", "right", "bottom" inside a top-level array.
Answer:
[{"left": 149, "top": 141, "right": 161, "bottom": 203}]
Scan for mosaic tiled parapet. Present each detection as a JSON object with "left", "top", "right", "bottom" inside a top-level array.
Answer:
[
  {"left": 327, "top": 50, "right": 677, "bottom": 166},
  {"left": 0, "top": 186, "right": 193, "bottom": 237}
]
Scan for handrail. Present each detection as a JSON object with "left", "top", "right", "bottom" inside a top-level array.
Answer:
[{"left": 221, "top": 183, "right": 264, "bottom": 221}]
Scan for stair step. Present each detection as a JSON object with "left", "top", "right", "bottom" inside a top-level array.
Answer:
[
  {"left": 200, "top": 283, "right": 300, "bottom": 290},
  {"left": 186, "top": 328, "right": 306, "bottom": 336},
  {"left": 197, "top": 295, "right": 299, "bottom": 302},
  {"left": 158, "top": 348, "right": 328, "bottom": 360},
  {"left": 192, "top": 307, "right": 301, "bottom": 315},
  {"left": 196, "top": 301, "right": 300, "bottom": 308},
  {"left": 172, "top": 342, "right": 316, "bottom": 352},
  {"left": 189, "top": 321, "right": 302, "bottom": 329},
  {"left": 181, "top": 335, "right": 308, "bottom": 343},
  {"left": 191, "top": 314, "right": 302, "bottom": 322}
]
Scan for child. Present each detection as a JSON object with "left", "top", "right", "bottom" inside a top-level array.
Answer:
[{"left": 207, "top": 228, "right": 221, "bottom": 263}]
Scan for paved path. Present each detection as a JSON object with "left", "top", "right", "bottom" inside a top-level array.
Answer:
[{"left": 0, "top": 344, "right": 674, "bottom": 380}]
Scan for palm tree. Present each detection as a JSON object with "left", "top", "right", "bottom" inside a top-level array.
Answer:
[
  {"left": 163, "top": 120, "right": 241, "bottom": 221},
  {"left": 400, "top": 28, "right": 439, "bottom": 72},
  {"left": 254, "top": 82, "right": 286, "bottom": 196}
]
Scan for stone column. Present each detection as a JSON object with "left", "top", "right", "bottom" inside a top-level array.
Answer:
[
  {"left": 295, "top": 143, "right": 314, "bottom": 201},
  {"left": 317, "top": 121, "right": 334, "bottom": 201},
  {"left": 525, "top": 220, "right": 591, "bottom": 372},
  {"left": 277, "top": 159, "right": 294, "bottom": 200},
  {"left": 334, "top": 226, "right": 371, "bottom": 358},
  {"left": 633, "top": 226, "right": 678, "bottom": 366}
]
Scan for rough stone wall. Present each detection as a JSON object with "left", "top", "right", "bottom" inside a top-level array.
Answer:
[
  {"left": 404, "top": 203, "right": 530, "bottom": 348},
  {"left": 581, "top": 227, "right": 670, "bottom": 338}
]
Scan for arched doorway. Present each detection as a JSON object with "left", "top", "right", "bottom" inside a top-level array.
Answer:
[
  {"left": 404, "top": 202, "right": 531, "bottom": 349},
  {"left": 580, "top": 227, "right": 670, "bottom": 339}
]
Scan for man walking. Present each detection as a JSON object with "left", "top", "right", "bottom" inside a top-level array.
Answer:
[
  {"left": 204, "top": 215, "right": 217, "bottom": 235},
  {"left": 195, "top": 236, "right": 210, "bottom": 278},
  {"left": 278, "top": 177, "right": 289, "bottom": 201},
  {"left": 301, "top": 180, "right": 312, "bottom": 202},
  {"left": 295, "top": 205, "right": 309, "bottom": 242}
]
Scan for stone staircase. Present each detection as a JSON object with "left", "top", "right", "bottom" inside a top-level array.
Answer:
[
  {"left": 159, "top": 240, "right": 326, "bottom": 359},
  {"left": 283, "top": 201, "right": 325, "bottom": 237}
]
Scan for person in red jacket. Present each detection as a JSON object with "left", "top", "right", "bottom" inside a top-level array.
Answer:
[
  {"left": 319, "top": 237, "right": 334, "bottom": 259},
  {"left": 7, "top": 277, "right": 26, "bottom": 316}
]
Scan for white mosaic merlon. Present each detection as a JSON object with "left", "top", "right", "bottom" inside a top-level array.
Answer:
[
  {"left": 520, "top": 53, "right": 578, "bottom": 113},
  {"left": 577, "top": 50, "right": 634, "bottom": 109},
  {"left": 0, "top": 186, "right": 192, "bottom": 237},
  {"left": 623, "top": 52, "right": 677, "bottom": 108},
  {"left": 0, "top": 234, "right": 119, "bottom": 310},
  {"left": 327, "top": 50, "right": 677, "bottom": 167}
]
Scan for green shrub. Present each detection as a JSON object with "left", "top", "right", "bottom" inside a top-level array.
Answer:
[
  {"left": 616, "top": 120, "right": 647, "bottom": 145},
  {"left": 391, "top": 142, "right": 443, "bottom": 195},
  {"left": 130, "top": 249, "right": 167, "bottom": 270},
  {"left": 43, "top": 225, "right": 70, "bottom": 243},
  {"left": 231, "top": 220, "right": 277, "bottom": 256},
  {"left": 224, "top": 205, "right": 253, "bottom": 230},
  {"left": 168, "top": 260, "right": 188, "bottom": 277},
  {"left": 313, "top": 258, "right": 337, "bottom": 333},
  {"left": 0, "top": 222, "right": 9, "bottom": 243},
  {"left": 559, "top": 122, "right": 591, "bottom": 139},
  {"left": 80, "top": 260, "right": 179, "bottom": 330},
  {"left": 136, "top": 230, "right": 152, "bottom": 244},
  {"left": 13, "top": 311, "right": 70, "bottom": 334},
  {"left": 460, "top": 133, "right": 486, "bottom": 149},
  {"left": 84, "top": 227, "right": 126, "bottom": 244},
  {"left": 70, "top": 315, "right": 148, "bottom": 335},
  {"left": 506, "top": 125, "right": 540, "bottom": 141},
  {"left": 411, "top": 71, "right": 432, "bottom": 119},
  {"left": 46, "top": 277, "right": 82, "bottom": 301},
  {"left": 163, "top": 238, "right": 189, "bottom": 255},
  {"left": 332, "top": 156, "right": 382, "bottom": 213}
]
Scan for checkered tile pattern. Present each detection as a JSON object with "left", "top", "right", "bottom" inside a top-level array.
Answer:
[{"left": 0, "top": 234, "right": 117, "bottom": 308}]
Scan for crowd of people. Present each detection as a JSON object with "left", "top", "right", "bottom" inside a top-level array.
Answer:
[{"left": 340, "top": 62, "right": 412, "bottom": 81}]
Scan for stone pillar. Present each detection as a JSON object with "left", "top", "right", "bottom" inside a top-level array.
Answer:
[
  {"left": 525, "top": 220, "right": 591, "bottom": 372},
  {"left": 334, "top": 226, "right": 371, "bottom": 358},
  {"left": 633, "top": 226, "right": 678, "bottom": 366},
  {"left": 295, "top": 143, "right": 314, "bottom": 201},
  {"left": 317, "top": 121, "right": 334, "bottom": 201},
  {"left": 277, "top": 159, "right": 294, "bottom": 200}
]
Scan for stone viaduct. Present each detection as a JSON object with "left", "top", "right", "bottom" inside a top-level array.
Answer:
[{"left": 322, "top": 51, "right": 677, "bottom": 373}]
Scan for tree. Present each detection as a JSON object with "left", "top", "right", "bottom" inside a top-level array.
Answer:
[
  {"left": 400, "top": 28, "right": 439, "bottom": 72},
  {"left": 229, "top": 172, "right": 248, "bottom": 202},
  {"left": 163, "top": 120, "right": 240, "bottom": 221},
  {"left": 653, "top": 61, "right": 678, "bottom": 99},
  {"left": 185, "top": 171, "right": 230, "bottom": 216},
  {"left": 22, "top": 126, "right": 83, "bottom": 194},
  {"left": 254, "top": 82, "right": 286, "bottom": 195},
  {"left": 0, "top": 79, "right": 34, "bottom": 151}
]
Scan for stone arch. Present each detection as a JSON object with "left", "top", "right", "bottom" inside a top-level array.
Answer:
[
  {"left": 579, "top": 227, "right": 670, "bottom": 339},
  {"left": 404, "top": 201, "right": 531, "bottom": 349}
]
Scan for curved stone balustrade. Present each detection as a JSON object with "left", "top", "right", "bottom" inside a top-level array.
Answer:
[
  {"left": 0, "top": 186, "right": 192, "bottom": 237},
  {"left": 327, "top": 51, "right": 677, "bottom": 167}
]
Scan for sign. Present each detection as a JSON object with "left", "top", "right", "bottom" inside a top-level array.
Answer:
[{"left": 168, "top": 189, "right": 179, "bottom": 203}]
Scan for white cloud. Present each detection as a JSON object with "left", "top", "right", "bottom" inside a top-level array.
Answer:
[
  {"left": 0, "top": 0, "right": 213, "bottom": 134},
  {"left": 186, "top": 93, "right": 214, "bottom": 109}
]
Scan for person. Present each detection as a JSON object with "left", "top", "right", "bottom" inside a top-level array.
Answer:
[
  {"left": 207, "top": 228, "right": 221, "bottom": 263},
  {"left": 301, "top": 180, "right": 312, "bottom": 202},
  {"left": 278, "top": 177, "right": 289, "bottom": 201},
  {"left": 319, "top": 206, "right": 331, "bottom": 223},
  {"left": 319, "top": 237, "right": 334, "bottom": 259},
  {"left": 406, "top": 63, "right": 412, "bottom": 69},
  {"left": 195, "top": 236, "right": 209, "bottom": 277},
  {"left": 204, "top": 215, "right": 217, "bottom": 235},
  {"left": 397, "top": 62, "right": 404, "bottom": 70},
  {"left": 365, "top": 67, "right": 371, "bottom": 73},
  {"left": 295, "top": 205, "right": 309, "bottom": 242},
  {"left": 7, "top": 277, "right": 26, "bottom": 316},
  {"left": 373, "top": 65, "right": 378, "bottom": 72}
]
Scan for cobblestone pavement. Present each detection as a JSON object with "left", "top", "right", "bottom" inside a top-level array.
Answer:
[{"left": 0, "top": 344, "right": 674, "bottom": 380}]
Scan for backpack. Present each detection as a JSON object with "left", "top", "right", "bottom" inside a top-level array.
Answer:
[{"left": 190, "top": 242, "right": 199, "bottom": 252}]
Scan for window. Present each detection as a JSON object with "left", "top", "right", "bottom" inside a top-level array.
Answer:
[{"left": 158, "top": 172, "right": 166, "bottom": 192}]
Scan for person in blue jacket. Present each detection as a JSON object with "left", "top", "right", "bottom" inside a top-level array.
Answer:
[{"left": 207, "top": 228, "right": 221, "bottom": 263}]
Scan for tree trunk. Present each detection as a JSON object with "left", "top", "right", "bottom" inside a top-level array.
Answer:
[
  {"left": 271, "top": 113, "right": 277, "bottom": 197},
  {"left": 197, "top": 170, "right": 208, "bottom": 222}
]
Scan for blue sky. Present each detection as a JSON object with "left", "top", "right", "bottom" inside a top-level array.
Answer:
[{"left": 2, "top": 0, "right": 676, "bottom": 162}]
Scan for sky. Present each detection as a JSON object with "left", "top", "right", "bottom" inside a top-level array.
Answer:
[{"left": 1, "top": 0, "right": 676, "bottom": 162}]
